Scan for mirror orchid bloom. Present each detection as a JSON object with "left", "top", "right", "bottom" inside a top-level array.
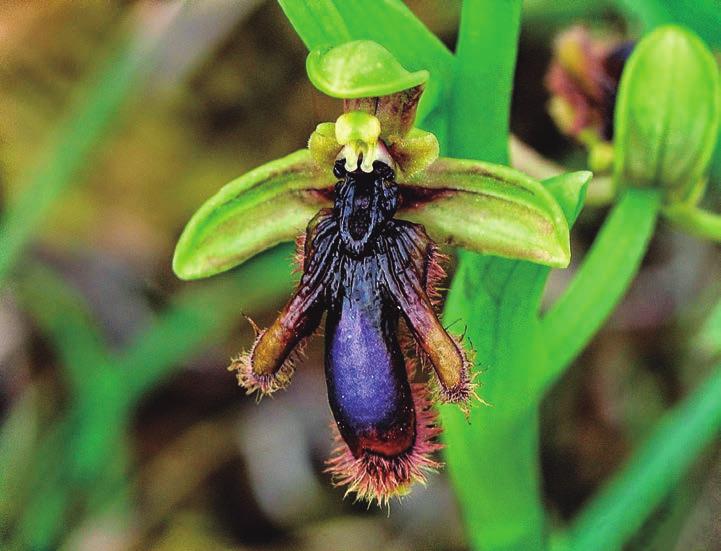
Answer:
[{"left": 173, "top": 41, "right": 574, "bottom": 505}]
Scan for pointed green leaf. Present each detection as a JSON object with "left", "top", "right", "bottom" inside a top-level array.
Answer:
[
  {"left": 173, "top": 150, "right": 333, "bottom": 280},
  {"left": 542, "top": 170, "right": 592, "bottom": 224},
  {"left": 400, "top": 158, "right": 572, "bottom": 268},
  {"left": 306, "top": 40, "right": 429, "bottom": 99}
]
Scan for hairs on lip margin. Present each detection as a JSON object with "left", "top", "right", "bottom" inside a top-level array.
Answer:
[
  {"left": 325, "top": 380, "right": 443, "bottom": 508},
  {"left": 228, "top": 323, "right": 306, "bottom": 401}
]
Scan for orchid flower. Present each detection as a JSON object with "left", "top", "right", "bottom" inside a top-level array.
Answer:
[{"left": 173, "top": 41, "right": 579, "bottom": 505}]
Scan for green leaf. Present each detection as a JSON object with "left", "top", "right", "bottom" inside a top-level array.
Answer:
[
  {"left": 560, "top": 364, "right": 721, "bottom": 551},
  {"left": 401, "top": 158, "right": 572, "bottom": 268},
  {"left": 663, "top": 203, "right": 721, "bottom": 242},
  {"left": 173, "top": 150, "right": 333, "bottom": 280},
  {"left": 15, "top": 263, "right": 110, "bottom": 395},
  {"left": 306, "top": 40, "right": 428, "bottom": 99},
  {"left": 440, "top": 169, "right": 587, "bottom": 551},
  {"left": 277, "top": 0, "right": 352, "bottom": 50},
  {"left": 614, "top": 25, "right": 721, "bottom": 203}
]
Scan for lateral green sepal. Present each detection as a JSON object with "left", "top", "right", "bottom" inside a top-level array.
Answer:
[
  {"left": 172, "top": 150, "right": 333, "bottom": 280},
  {"left": 398, "top": 158, "right": 573, "bottom": 268}
]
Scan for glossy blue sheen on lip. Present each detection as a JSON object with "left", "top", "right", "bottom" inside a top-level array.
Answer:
[{"left": 324, "top": 255, "right": 415, "bottom": 458}]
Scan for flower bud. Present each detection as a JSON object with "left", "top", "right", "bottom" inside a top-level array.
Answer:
[{"left": 614, "top": 25, "right": 721, "bottom": 203}]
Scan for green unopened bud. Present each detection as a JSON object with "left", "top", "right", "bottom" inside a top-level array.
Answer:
[{"left": 613, "top": 25, "right": 721, "bottom": 204}]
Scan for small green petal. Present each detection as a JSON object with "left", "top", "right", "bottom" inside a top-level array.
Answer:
[
  {"left": 400, "top": 158, "right": 572, "bottom": 268},
  {"left": 308, "top": 122, "right": 341, "bottom": 168},
  {"left": 306, "top": 40, "right": 429, "bottom": 99},
  {"left": 172, "top": 150, "right": 333, "bottom": 280},
  {"left": 614, "top": 25, "right": 721, "bottom": 203},
  {"left": 388, "top": 128, "right": 439, "bottom": 178}
]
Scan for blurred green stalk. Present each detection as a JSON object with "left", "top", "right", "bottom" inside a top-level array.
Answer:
[
  {"left": 0, "top": 3, "right": 187, "bottom": 287},
  {"left": 9, "top": 247, "right": 293, "bottom": 549},
  {"left": 558, "top": 363, "right": 721, "bottom": 551}
]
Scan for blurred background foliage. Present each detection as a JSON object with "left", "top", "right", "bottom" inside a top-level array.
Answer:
[{"left": 1, "top": 1, "right": 721, "bottom": 550}]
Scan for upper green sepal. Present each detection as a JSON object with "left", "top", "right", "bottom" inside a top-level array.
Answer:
[
  {"left": 172, "top": 150, "right": 333, "bottom": 280},
  {"left": 614, "top": 25, "right": 721, "bottom": 204},
  {"left": 306, "top": 40, "right": 429, "bottom": 99},
  {"left": 399, "top": 159, "right": 574, "bottom": 268}
]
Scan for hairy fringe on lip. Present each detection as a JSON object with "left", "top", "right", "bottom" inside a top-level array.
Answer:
[
  {"left": 325, "top": 381, "right": 443, "bottom": 508},
  {"left": 429, "top": 332, "right": 482, "bottom": 414},
  {"left": 292, "top": 232, "right": 306, "bottom": 275},
  {"left": 425, "top": 242, "right": 449, "bottom": 309},
  {"left": 229, "top": 325, "right": 305, "bottom": 401}
]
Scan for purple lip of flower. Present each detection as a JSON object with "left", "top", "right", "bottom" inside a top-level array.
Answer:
[{"left": 230, "top": 157, "right": 475, "bottom": 504}]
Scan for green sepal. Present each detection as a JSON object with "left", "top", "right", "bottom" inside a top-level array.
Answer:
[
  {"left": 399, "top": 158, "right": 573, "bottom": 268},
  {"left": 306, "top": 40, "right": 429, "bottom": 99},
  {"left": 172, "top": 150, "right": 333, "bottom": 280},
  {"left": 614, "top": 25, "right": 721, "bottom": 204}
]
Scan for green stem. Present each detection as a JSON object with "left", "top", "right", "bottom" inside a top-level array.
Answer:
[
  {"left": 663, "top": 203, "right": 721, "bottom": 242},
  {"left": 538, "top": 188, "right": 661, "bottom": 395},
  {"left": 442, "top": 2, "right": 543, "bottom": 550},
  {"left": 446, "top": 0, "right": 520, "bottom": 162},
  {"left": 558, "top": 364, "right": 721, "bottom": 551}
]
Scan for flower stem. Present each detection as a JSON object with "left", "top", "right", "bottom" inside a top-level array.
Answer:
[
  {"left": 441, "top": 2, "right": 546, "bottom": 550},
  {"left": 536, "top": 188, "right": 661, "bottom": 396}
]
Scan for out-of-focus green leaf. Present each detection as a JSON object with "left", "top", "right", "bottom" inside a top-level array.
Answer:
[
  {"left": 10, "top": 247, "right": 293, "bottom": 549},
  {"left": 560, "top": 364, "right": 721, "bottom": 551},
  {"left": 402, "top": 158, "right": 571, "bottom": 268},
  {"left": 0, "top": 389, "right": 40, "bottom": 533},
  {"left": 614, "top": 25, "right": 721, "bottom": 203},
  {"left": 0, "top": 7, "right": 183, "bottom": 288},
  {"left": 173, "top": 150, "right": 333, "bottom": 280},
  {"left": 614, "top": 0, "right": 721, "bottom": 48},
  {"left": 306, "top": 40, "right": 428, "bottom": 99},
  {"left": 15, "top": 264, "right": 110, "bottom": 394},
  {"left": 696, "top": 292, "right": 721, "bottom": 359}
]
